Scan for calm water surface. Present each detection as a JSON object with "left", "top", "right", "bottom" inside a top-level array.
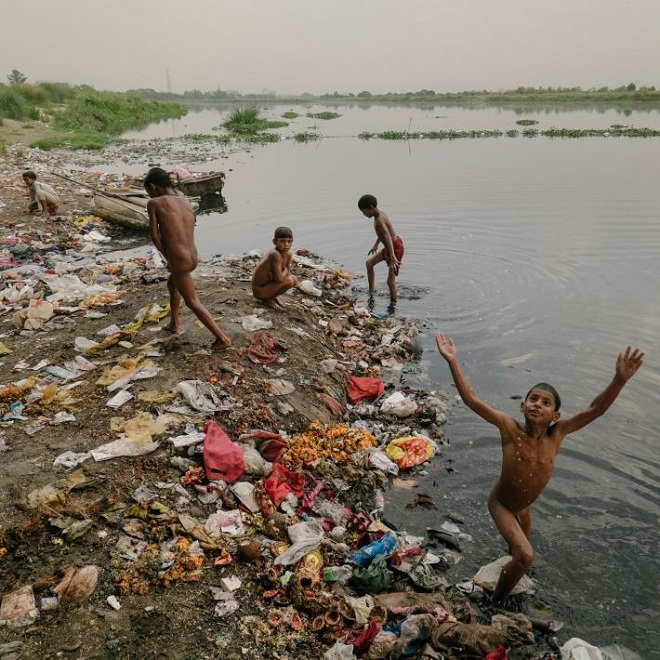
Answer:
[{"left": 118, "top": 105, "right": 659, "bottom": 655}]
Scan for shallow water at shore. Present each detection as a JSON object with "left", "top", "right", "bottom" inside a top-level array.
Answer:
[{"left": 99, "top": 104, "right": 660, "bottom": 654}]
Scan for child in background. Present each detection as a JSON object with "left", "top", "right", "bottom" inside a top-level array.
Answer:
[
  {"left": 23, "top": 171, "right": 59, "bottom": 217},
  {"left": 358, "top": 194, "right": 403, "bottom": 306},
  {"left": 251, "top": 226, "right": 298, "bottom": 309}
]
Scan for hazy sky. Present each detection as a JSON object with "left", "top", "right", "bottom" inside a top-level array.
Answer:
[{"left": 3, "top": 0, "right": 659, "bottom": 95}]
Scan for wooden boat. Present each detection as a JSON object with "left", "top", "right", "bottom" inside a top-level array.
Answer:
[
  {"left": 92, "top": 181, "right": 226, "bottom": 230},
  {"left": 93, "top": 191, "right": 149, "bottom": 230},
  {"left": 174, "top": 171, "right": 225, "bottom": 197}
]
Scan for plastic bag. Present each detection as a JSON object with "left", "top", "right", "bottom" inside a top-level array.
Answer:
[
  {"left": 385, "top": 436, "right": 435, "bottom": 469},
  {"left": 347, "top": 376, "right": 384, "bottom": 404},
  {"left": 350, "top": 531, "right": 398, "bottom": 567},
  {"left": 203, "top": 419, "right": 245, "bottom": 483},
  {"left": 274, "top": 518, "right": 325, "bottom": 566},
  {"left": 561, "top": 639, "right": 604, "bottom": 660},
  {"left": 323, "top": 641, "right": 356, "bottom": 659},
  {"left": 351, "top": 554, "right": 393, "bottom": 594},
  {"left": 263, "top": 463, "right": 305, "bottom": 506},
  {"left": 240, "top": 444, "right": 267, "bottom": 475},
  {"left": 472, "top": 555, "right": 536, "bottom": 595},
  {"left": 380, "top": 392, "right": 417, "bottom": 418}
]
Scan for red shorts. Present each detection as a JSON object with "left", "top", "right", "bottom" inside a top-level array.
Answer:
[{"left": 384, "top": 236, "right": 404, "bottom": 265}]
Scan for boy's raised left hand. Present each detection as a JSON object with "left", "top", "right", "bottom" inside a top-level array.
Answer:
[{"left": 616, "top": 346, "right": 644, "bottom": 381}]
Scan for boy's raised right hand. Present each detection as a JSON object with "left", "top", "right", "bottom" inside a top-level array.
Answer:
[
  {"left": 616, "top": 346, "right": 644, "bottom": 381},
  {"left": 435, "top": 333, "right": 457, "bottom": 362}
]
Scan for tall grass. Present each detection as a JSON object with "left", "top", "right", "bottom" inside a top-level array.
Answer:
[
  {"left": 223, "top": 104, "right": 287, "bottom": 135},
  {"left": 54, "top": 90, "right": 184, "bottom": 135},
  {"left": 0, "top": 83, "right": 186, "bottom": 149},
  {"left": 0, "top": 85, "right": 32, "bottom": 120}
]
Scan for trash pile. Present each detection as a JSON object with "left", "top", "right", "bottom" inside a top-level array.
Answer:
[{"left": 0, "top": 163, "right": 640, "bottom": 658}]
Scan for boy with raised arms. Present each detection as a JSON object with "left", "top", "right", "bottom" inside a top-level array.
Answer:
[{"left": 435, "top": 333, "right": 644, "bottom": 602}]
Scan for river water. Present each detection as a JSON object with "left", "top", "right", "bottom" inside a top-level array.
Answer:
[{"left": 117, "top": 103, "right": 660, "bottom": 655}]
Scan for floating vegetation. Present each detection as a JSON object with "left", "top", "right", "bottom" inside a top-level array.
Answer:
[
  {"left": 542, "top": 126, "right": 660, "bottom": 138},
  {"left": 282, "top": 111, "right": 301, "bottom": 119},
  {"left": 224, "top": 105, "right": 288, "bottom": 136},
  {"left": 293, "top": 132, "right": 321, "bottom": 143},
  {"left": 359, "top": 126, "right": 660, "bottom": 141},
  {"left": 183, "top": 133, "right": 231, "bottom": 144},
  {"left": 359, "top": 129, "right": 504, "bottom": 140},
  {"left": 516, "top": 119, "right": 539, "bottom": 126},
  {"left": 240, "top": 132, "right": 281, "bottom": 144},
  {"left": 306, "top": 111, "right": 341, "bottom": 120}
]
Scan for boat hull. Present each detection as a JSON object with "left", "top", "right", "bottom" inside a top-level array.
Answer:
[
  {"left": 93, "top": 193, "right": 149, "bottom": 230},
  {"left": 175, "top": 172, "right": 225, "bottom": 197}
]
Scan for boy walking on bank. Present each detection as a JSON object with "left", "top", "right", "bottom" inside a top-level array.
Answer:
[
  {"left": 251, "top": 226, "right": 298, "bottom": 309},
  {"left": 144, "top": 167, "right": 232, "bottom": 350},
  {"left": 435, "top": 333, "right": 644, "bottom": 602},
  {"left": 358, "top": 194, "right": 404, "bottom": 305}
]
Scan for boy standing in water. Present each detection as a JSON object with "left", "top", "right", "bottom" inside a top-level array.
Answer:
[
  {"left": 435, "top": 333, "right": 644, "bottom": 602},
  {"left": 144, "top": 167, "right": 232, "bottom": 350},
  {"left": 358, "top": 194, "right": 404, "bottom": 306},
  {"left": 251, "top": 226, "right": 298, "bottom": 309}
]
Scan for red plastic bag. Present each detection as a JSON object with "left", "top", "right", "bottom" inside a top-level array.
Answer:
[
  {"left": 486, "top": 645, "right": 508, "bottom": 660},
  {"left": 347, "top": 376, "right": 384, "bottom": 404},
  {"left": 203, "top": 419, "right": 245, "bottom": 483},
  {"left": 263, "top": 463, "right": 305, "bottom": 507},
  {"left": 251, "top": 430, "right": 288, "bottom": 463}
]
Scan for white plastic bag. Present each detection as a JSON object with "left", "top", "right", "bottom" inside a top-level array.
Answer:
[
  {"left": 561, "top": 638, "right": 603, "bottom": 660},
  {"left": 323, "top": 641, "right": 356, "bottom": 659},
  {"left": 274, "top": 519, "right": 325, "bottom": 566},
  {"left": 380, "top": 392, "right": 417, "bottom": 418}
]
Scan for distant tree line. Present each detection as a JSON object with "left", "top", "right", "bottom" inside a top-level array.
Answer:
[{"left": 130, "top": 84, "right": 659, "bottom": 104}]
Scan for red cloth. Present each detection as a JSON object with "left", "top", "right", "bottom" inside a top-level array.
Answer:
[
  {"left": 251, "top": 430, "right": 288, "bottom": 463},
  {"left": 321, "top": 393, "right": 345, "bottom": 415},
  {"left": 263, "top": 463, "right": 305, "bottom": 507},
  {"left": 347, "top": 376, "right": 385, "bottom": 404},
  {"left": 246, "top": 331, "right": 286, "bottom": 365},
  {"left": 344, "top": 619, "right": 380, "bottom": 655},
  {"left": 383, "top": 236, "right": 404, "bottom": 265},
  {"left": 486, "top": 645, "right": 508, "bottom": 660},
  {"left": 202, "top": 419, "right": 245, "bottom": 483}
]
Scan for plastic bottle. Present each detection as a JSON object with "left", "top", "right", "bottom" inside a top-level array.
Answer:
[
  {"left": 350, "top": 531, "right": 398, "bottom": 567},
  {"left": 322, "top": 564, "right": 353, "bottom": 584}
]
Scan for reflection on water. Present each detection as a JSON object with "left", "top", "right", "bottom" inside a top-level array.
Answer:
[
  {"left": 117, "top": 104, "right": 660, "bottom": 654},
  {"left": 194, "top": 192, "right": 228, "bottom": 216}
]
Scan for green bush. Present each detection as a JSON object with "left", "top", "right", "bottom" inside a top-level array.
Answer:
[
  {"left": 224, "top": 105, "right": 287, "bottom": 135},
  {"left": 39, "top": 82, "right": 77, "bottom": 104},
  {"left": 53, "top": 90, "right": 185, "bottom": 136},
  {"left": 0, "top": 84, "right": 31, "bottom": 119}
]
